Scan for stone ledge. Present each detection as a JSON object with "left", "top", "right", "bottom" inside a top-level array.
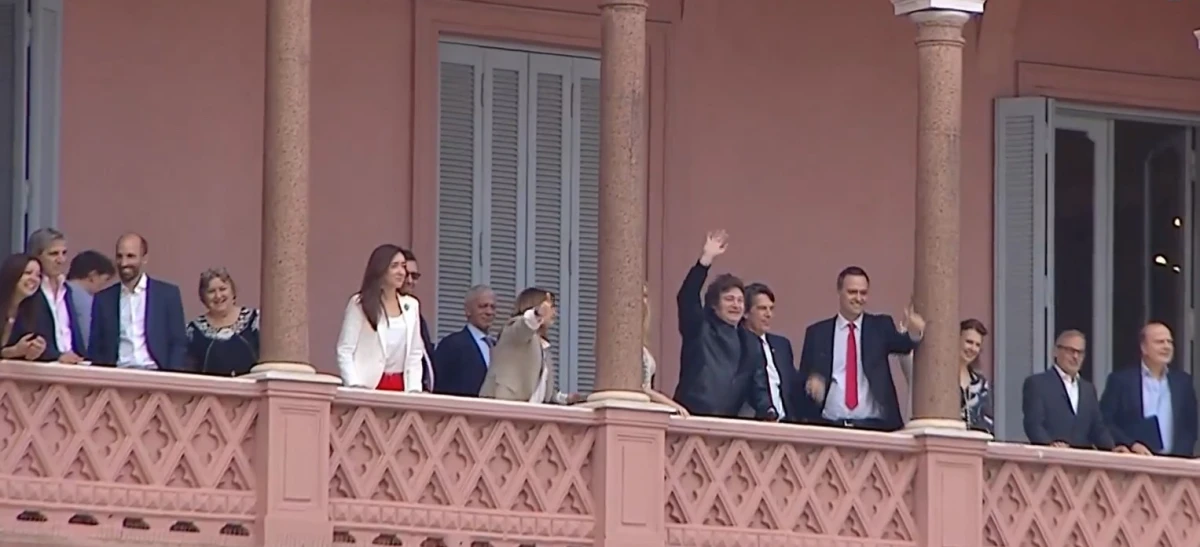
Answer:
[{"left": 892, "top": 0, "right": 985, "bottom": 16}]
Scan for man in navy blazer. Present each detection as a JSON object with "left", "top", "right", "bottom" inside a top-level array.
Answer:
[
  {"left": 433, "top": 285, "right": 497, "bottom": 396},
  {"left": 741, "top": 283, "right": 797, "bottom": 421},
  {"left": 17, "top": 228, "right": 87, "bottom": 363},
  {"left": 795, "top": 266, "right": 925, "bottom": 432},
  {"left": 88, "top": 234, "right": 187, "bottom": 371},
  {"left": 1100, "top": 322, "right": 1198, "bottom": 457}
]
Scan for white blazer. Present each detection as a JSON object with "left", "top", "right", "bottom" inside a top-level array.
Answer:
[{"left": 335, "top": 292, "right": 423, "bottom": 390}]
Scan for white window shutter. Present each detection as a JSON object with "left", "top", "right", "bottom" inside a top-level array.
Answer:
[
  {"left": 435, "top": 44, "right": 484, "bottom": 341},
  {"left": 570, "top": 59, "right": 601, "bottom": 394},
  {"left": 481, "top": 49, "right": 527, "bottom": 328},
  {"left": 993, "top": 97, "right": 1052, "bottom": 442},
  {"left": 526, "top": 54, "right": 572, "bottom": 388},
  {"left": 0, "top": 0, "right": 26, "bottom": 256},
  {"left": 26, "top": 0, "right": 59, "bottom": 232}
]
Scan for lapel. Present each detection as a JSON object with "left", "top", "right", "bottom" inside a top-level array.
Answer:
[
  {"left": 1047, "top": 369, "right": 1078, "bottom": 416},
  {"left": 464, "top": 326, "right": 488, "bottom": 370},
  {"left": 372, "top": 292, "right": 407, "bottom": 351},
  {"left": 1167, "top": 368, "right": 1185, "bottom": 419},
  {"left": 142, "top": 277, "right": 154, "bottom": 336},
  {"left": 1133, "top": 367, "right": 1146, "bottom": 415},
  {"left": 819, "top": 317, "right": 837, "bottom": 380}
]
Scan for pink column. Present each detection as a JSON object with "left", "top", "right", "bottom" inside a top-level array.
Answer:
[
  {"left": 895, "top": 0, "right": 981, "bottom": 428},
  {"left": 591, "top": 402, "right": 672, "bottom": 546},
  {"left": 256, "top": 0, "right": 314, "bottom": 373},
  {"left": 591, "top": 0, "right": 650, "bottom": 401},
  {"left": 252, "top": 372, "right": 340, "bottom": 543}
]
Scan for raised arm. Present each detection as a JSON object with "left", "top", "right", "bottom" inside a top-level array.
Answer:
[{"left": 676, "top": 231, "right": 729, "bottom": 337}]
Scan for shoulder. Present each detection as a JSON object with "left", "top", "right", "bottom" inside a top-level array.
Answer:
[
  {"left": 865, "top": 312, "right": 895, "bottom": 326},
  {"left": 767, "top": 332, "right": 792, "bottom": 348},
  {"left": 149, "top": 277, "right": 181, "bottom": 293},
  {"left": 805, "top": 317, "right": 834, "bottom": 332}
]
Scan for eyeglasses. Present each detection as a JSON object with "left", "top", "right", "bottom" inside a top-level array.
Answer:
[
  {"left": 1056, "top": 344, "right": 1085, "bottom": 357},
  {"left": 406, "top": 272, "right": 422, "bottom": 281}
]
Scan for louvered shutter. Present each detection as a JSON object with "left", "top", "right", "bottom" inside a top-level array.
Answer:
[
  {"left": 993, "top": 97, "right": 1052, "bottom": 442},
  {"left": 571, "top": 59, "right": 601, "bottom": 394},
  {"left": 435, "top": 43, "right": 484, "bottom": 341},
  {"left": 27, "top": 0, "right": 60, "bottom": 231},
  {"left": 0, "top": 0, "right": 24, "bottom": 256},
  {"left": 481, "top": 49, "right": 527, "bottom": 328},
  {"left": 526, "top": 54, "right": 572, "bottom": 387}
]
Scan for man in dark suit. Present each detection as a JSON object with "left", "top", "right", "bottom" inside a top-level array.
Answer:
[
  {"left": 741, "top": 283, "right": 796, "bottom": 421},
  {"left": 1101, "top": 322, "right": 1198, "bottom": 457},
  {"left": 89, "top": 233, "right": 187, "bottom": 371},
  {"left": 19, "top": 228, "right": 86, "bottom": 363},
  {"left": 433, "top": 285, "right": 497, "bottom": 396},
  {"left": 1022, "top": 330, "right": 1122, "bottom": 451},
  {"left": 400, "top": 248, "right": 436, "bottom": 391},
  {"left": 795, "top": 266, "right": 924, "bottom": 432}
]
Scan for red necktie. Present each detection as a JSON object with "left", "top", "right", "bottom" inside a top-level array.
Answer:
[{"left": 845, "top": 323, "right": 858, "bottom": 410}]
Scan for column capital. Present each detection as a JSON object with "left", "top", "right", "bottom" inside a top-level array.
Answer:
[
  {"left": 599, "top": 0, "right": 648, "bottom": 8},
  {"left": 1193, "top": 29, "right": 1200, "bottom": 49},
  {"left": 892, "top": 0, "right": 984, "bottom": 17}
]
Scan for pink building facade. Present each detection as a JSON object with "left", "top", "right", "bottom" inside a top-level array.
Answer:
[{"left": 2, "top": 0, "right": 1200, "bottom": 545}]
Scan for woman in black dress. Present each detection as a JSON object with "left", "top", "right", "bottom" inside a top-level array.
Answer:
[{"left": 186, "top": 268, "right": 259, "bottom": 376}]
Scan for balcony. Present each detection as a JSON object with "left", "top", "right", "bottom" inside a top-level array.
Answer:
[{"left": 1, "top": 360, "right": 1198, "bottom": 546}]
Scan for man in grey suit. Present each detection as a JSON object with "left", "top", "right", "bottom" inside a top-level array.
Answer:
[{"left": 64, "top": 250, "right": 115, "bottom": 354}]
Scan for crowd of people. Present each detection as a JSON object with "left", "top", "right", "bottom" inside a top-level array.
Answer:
[{"left": 0, "top": 228, "right": 1194, "bottom": 457}]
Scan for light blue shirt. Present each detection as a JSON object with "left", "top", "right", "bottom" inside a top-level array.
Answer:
[
  {"left": 466, "top": 324, "right": 492, "bottom": 368},
  {"left": 1141, "top": 363, "right": 1174, "bottom": 454},
  {"left": 65, "top": 280, "right": 93, "bottom": 353}
]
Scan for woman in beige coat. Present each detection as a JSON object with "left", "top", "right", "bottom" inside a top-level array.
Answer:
[{"left": 479, "top": 288, "right": 580, "bottom": 404}]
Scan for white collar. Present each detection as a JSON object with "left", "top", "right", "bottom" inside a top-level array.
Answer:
[{"left": 835, "top": 314, "right": 862, "bottom": 330}]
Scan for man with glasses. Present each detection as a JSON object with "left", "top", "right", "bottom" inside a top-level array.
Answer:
[
  {"left": 400, "top": 248, "right": 435, "bottom": 392},
  {"left": 1021, "top": 330, "right": 1124, "bottom": 452}
]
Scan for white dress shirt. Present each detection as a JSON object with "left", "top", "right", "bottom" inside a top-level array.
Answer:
[
  {"left": 760, "top": 335, "right": 786, "bottom": 419},
  {"left": 822, "top": 314, "right": 881, "bottom": 420},
  {"left": 117, "top": 274, "right": 156, "bottom": 369},
  {"left": 1141, "top": 363, "right": 1174, "bottom": 454},
  {"left": 40, "top": 276, "right": 73, "bottom": 354},
  {"left": 381, "top": 314, "right": 414, "bottom": 378},
  {"left": 1053, "top": 364, "right": 1080, "bottom": 413}
]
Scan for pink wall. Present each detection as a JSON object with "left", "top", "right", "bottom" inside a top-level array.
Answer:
[{"left": 57, "top": 0, "right": 1200, "bottom": 389}]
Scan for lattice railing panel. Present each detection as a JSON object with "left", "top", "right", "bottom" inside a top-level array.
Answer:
[{"left": 983, "top": 459, "right": 1200, "bottom": 547}]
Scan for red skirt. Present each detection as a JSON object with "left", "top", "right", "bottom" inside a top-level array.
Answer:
[{"left": 377, "top": 373, "right": 405, "bottom": 391}]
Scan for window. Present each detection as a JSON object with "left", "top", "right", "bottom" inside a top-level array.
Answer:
[
  {"left": 435, "top": 41, "right": 600, "bottom": 394},
  {"left": 0, "top": 0, "right": 61, "bottom": 256},
  {"left": 994, "top": 97, "right": 1199, "bottom": 442}
]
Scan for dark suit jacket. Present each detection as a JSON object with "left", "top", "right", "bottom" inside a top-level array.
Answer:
[
  {"left": 10, "top": 284, "right": 87, "bottom": 362},
  {"left": 794, "top": 313, "right": 917, "bottom": 431},
  {"left": 433, "top": 326, "right": 490, "bottom": 397},
  {"left": 763, "top": 332, "right": 799, "bottom": 422},
  {"left": 419, "top": 314, "right": 435, "bottom": 391},
  {"left": 1022, "top": 368, "right": 1114, "bottom": 449},
  {"left": 89, "top": 277, "right": 187, "bottom": 371},
  {"left": 1100, "top": 366, "right": 1198, "bottom": 457}
]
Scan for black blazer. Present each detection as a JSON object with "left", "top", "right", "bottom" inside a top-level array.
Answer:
[
  {"left": 10, "top": 284, "right": 87, "bottom": 361},
  {"left": 1022, "top": 368, "right": 1114, "bottom": 449},
  {"left": 432, "top": 326, "right": 490, "bottom": 397},
  {"left": 762, "top": 332, "right": 799, "bottom": 422},
  {"left": 418, "top": 314, "right": 435, "bottom": 391},
  {"left": 794, "top": 313, "right": 917, "bottom": 431},
  {"left": 89, "top": 277, "right": 187, "bottom": 371},
  {"left": 1100, "top": 366, "right": 1197, "bottom": 457}
]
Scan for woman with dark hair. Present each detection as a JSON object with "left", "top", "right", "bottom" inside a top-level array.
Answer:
[
  {"left": 0, "top": 254, "right": 48, "bottom": 360},
  {"left": 897, "top": 318, "right": 993, "bottom": 433},
  {"left": 336, "top": 244, "right": 425, "bottom": 391}
]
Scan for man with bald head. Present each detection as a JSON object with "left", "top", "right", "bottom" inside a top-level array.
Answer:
[
  {"left": 432, "top": 285, "right": 497, "bottom": 396},
  {"left": 88, "top": 234, "right": 187, "bottom": 371},
  {"left": 1101, "top": 322, "right": 1197, "bottom": 457}
]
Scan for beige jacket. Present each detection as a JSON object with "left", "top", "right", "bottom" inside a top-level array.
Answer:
[{"left": 478, "top": 309, "right": 565, "bottom": 403}]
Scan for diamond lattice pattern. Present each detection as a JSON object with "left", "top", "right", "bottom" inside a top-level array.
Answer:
[
  {"left": 328, "top": 405, "right": 593, "bottom": 515},
  {"left": 0, "top": 380, "right": 257, "bottom": 490},
  {"left": 983, "top": 460, "right": 1200, "bottom": 547},
  {"left": 664, "top": 433, "right": 917, "bottom": 540}
]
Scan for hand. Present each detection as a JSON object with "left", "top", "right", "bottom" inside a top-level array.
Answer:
[
  {"left": 671, "top": 403, "right": 691, "bottom": 418},
  {"left": 535, "top": 296, "right": 556, "bottom": 324},
  {"left": 760, "top": 410, "right": 780, "bottom": 422},
  {"left": 903, "top": 305, "right": 926, "bottom": 338},
  {"left": 13, "top": 334, "right": 45, "bottom": 360},
  {"left": 58, "top": 351, "right": 83, "bottom": 364},
  {"left": 806, "top": 374, "right": 827, "bottom": 403},
  {"left": 699, "top": 230, "right": 729, "bottom": 266},
  {"left": 1113, "top": 445, "right": 1130, "bottom": 454},
  {"left": 1050, "top": 441, "right": 1068, "bottom": 448},
  {"left": 1130, "top": 443, "right": 1153, "bottom": 456},
  {"left": 894, "top": 315, "right": 908, "bottom": 334},
  {"left": 565, "top": 392, "right": 584, "bottom": 405}
]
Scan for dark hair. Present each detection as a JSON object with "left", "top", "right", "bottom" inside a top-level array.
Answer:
[
  {"left": 744, "top": 282, "right": 775, "bottom": 306},
  {"left": 703, "top": 273, "right": 744, "bottom": 309},
  {"left": 0, "top": 253, "right": 38, "bottom": 334},
  {"left": 67, "top": 250, "right": 116, "bottom": 280},
  {"left": 514, "top": 287, "right": 554, "bottom": 317},
  {"left": 960, "top": 318, "right": 989, "bottom": 336},
  {"left": 399, "top": 247, "right": 416, "bottom": 262},
  {"left": 836, "top": 266, "right": 870, "bottom": 289},
  {"left": 357, "top": 244, "right": 406, "bottom": 331}
]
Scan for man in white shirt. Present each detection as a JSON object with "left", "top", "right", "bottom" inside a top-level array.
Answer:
[
  {"left": 740, "top": 283, "right": 795, "bottom": 421},
  {"left": 23, "top": 228, "right": 85, "bottom": 363},
  {"left": 1022, "top": 330, "right": 1121, "bottom": 451}
]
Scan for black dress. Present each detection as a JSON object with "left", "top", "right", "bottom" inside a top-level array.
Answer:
[{"left": 186, "top": 308, "right": 260, "bottom": 376}]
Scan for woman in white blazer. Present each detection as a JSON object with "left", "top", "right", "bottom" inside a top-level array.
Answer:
[{"left": 336, "top": 244, "right": 425, "bottom": 391}]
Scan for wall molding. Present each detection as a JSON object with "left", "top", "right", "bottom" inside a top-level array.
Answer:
[{"left": 1018, "top": 62, "right": 1200, "bottom": 113}]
